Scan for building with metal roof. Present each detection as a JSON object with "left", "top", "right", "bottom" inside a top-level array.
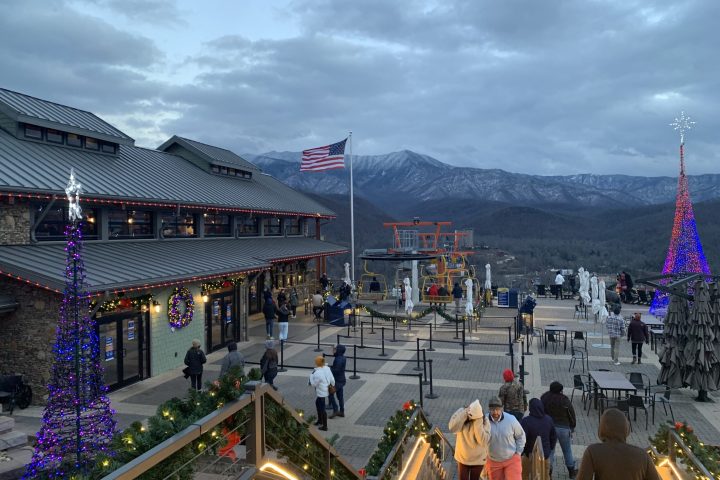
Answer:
[{"left": 0, "top": 88, "right": 346, "bottom": 396}]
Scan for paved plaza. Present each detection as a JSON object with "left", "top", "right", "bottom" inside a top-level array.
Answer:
[{"left": 8, "top": 297, "right": 720, "bottom": 478}]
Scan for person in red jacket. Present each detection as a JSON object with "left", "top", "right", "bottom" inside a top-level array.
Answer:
[{"left": 427, "top": 283, "right": 439, "bottom": 305}]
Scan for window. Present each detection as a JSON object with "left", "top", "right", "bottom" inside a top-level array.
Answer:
[
  {"left": 34, "top": 204, "right": 99, "bottom": 241},
  {"left": 204, "top": 213, "right": 231, "bottom": 237},
  {"left": 108, "top": 209, "right": 154, "bottom": 239},
  {"left": 101, "top": 142, "right": 116, "bottom": 154},
  {"left": 264, "top": 217, "right": 281, "bottom": 236},
  {"left": 24, "top": 125, "right": 42, "bottom": 140},
  {"left": 285, "top": 217, "right": 301, "bottom": 235},
  {"left": 160, "top": 211, "right": 196, "bottom": 238},
  {"left": 237, "top": 216, "right": 259, "bottom": 237},
  {"left": 47, "top": 129, "right": 64, "bottom": 144},
  {"left": 211, "top": 165, "right": 220, "bottom": 173},
  {"left": 85, "top": 137, "right": 99, "bottom": 151},
  {"left": 67, "top": 133, "right": 82, "bottom": 148}
]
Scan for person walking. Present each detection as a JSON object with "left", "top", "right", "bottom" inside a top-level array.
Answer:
[
  {"left": 289, "top": 287, "right": 299, "bottom": 318},
  {"left": 260, "top": 339, "right": 279, "bottom": 390},
  {"left": 628, "top": 312, "right": 649, "bottom": 364},
  {"left": 540, "top": 381, "right": 578, "bottom": 478},
  {"left": 277, "top": 300, "right": 290, "bottom": 341},
  {"left": 219, "top": 341, "right": 244, "bottom": 379},
  {"left": 329, "top": 344, "right": 347, "bottom": 418},
  {"left": 184, "top": 339, "right": 206, "bottom": 391},
  {"left": 309, "top": 356, "right": 335, "bottom": 431},
  {"left": 520, "top": 398, "right": 557, "bottom": 480},
  {"left": 485, "top": 397, "right": 525, "bottom": 480},
  {"left": 320, "top": 273, "right": 329, "bottom": 292},
  {"left": 452, "top": 282, "right": 463, "bottom": 312},
  {"left": 448, "top": 399, "right": 491, "bottom": 480},
  {"left": 262, "top": 298, "right": 276, "bottom": 338},
  {"left": 276, "top": 288, "right": 287, "bottom": 305},
  {"left": 576, "top": 408, "right": 660, "bottom": 480},
  {"left": 606, "top": 304, "right": 625, "bottom": 365},
  {"left": 498, "top": 369, "right": 527, "bottom": 422},
  {"left": 554, "top": 271, "right": 565, "bottom": 299}
]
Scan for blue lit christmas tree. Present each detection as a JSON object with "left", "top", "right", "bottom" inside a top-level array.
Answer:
[
  {"left": 24, "top": 170, "right": 116, "bottom": 479},
  {"left": 650, "top": 112, "right": 712, "bottom": 316}
]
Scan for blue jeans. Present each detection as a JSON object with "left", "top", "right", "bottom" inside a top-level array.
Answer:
[
  {"left": 329, "top": 384, "right": 345, "bottom": 413},
  {"left": 550, "top": 426, "right": 576, "bottom": 470},
  {"left": 265, "top": 320, "right": 274, "bottom": 337}
]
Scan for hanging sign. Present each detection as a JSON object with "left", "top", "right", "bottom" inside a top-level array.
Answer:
[
  {"left": 226, "top": 303, "right": 232, "bottom": 323},
  {"left": 127, "top": 320, "right": 135, "bottom": 340},
  {"left": 105, "top": 336, "right": 115, "bottom": 361},
  {"left": 212, "top": 300, "right": 220, "bottom": 318}
]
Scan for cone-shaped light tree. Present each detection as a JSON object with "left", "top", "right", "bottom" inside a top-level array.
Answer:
[
  {"left": 650, "top": 112, "right": 711, "bottom": 316},
  {"left": 24, "top": 170, "right": 116, "bottom": 478}
]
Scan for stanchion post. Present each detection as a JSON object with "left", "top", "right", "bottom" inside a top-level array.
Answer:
[
  {"left": 347, "top": 318, "right": 351, "bottom": 337},
  {"left": 505, "top": 327, "right": 513, "bottom": 356},
  {"left": 460, "top": 330, "right": 468, "bottom": 361},
  {"left": 278, "top": 340, "right": 287, "bottom": 372},
  {"left": 414, "top": 338, "right": 422, "bottom": 371},
  {"left": 428, "top": 324, "right": 435, "bottom": 352},
  {"left": 418, "top": 373, "right": 424, "bottom": 410},
  {"left": 352, "top": 309, "right": 357, "bottom": 333},
  {"left": 425, "top": 359, "right": 438, "bottom": 399},
  {"left": 379, "top": 327, "right": 388, "bottom": 357},
  {"left": 350, "top": 344, "right": 360, "bottom": 379},
  {"left": 510, "top": 342, "right": 515, "bottom": 374},
  {"left": 454, "top": 314, "right": 460, "bottom": 340},
  {"left": 314, "top": 324, "right": 323, "bottom": 352},
  {"left": 422, "top": 349, "right": 429, "bottom": 385},
  {"left": 525, "top": 324, "right": 533, "bottom": 356},
  {"left": 391, "top": 318, "right": 397, "bottom": 342},
  {"left": 337, "top": 333, "right": 341, "bottom": 346},
  {"left": 360, "top": 322, "right": 365, "bottom": 348},
  {"left": 370, "top": 315, "right": 375, "bottom": 334}
]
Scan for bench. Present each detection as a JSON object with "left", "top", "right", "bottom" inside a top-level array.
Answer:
[
  {"left": 424, "top": 295, "right": 454, "bottom": 308},
  {"left": 0, "top": 374, "right": 32, "bottom": 414},
  {"left": 358, "top": 292, "right": 386, "bottom": 302}
]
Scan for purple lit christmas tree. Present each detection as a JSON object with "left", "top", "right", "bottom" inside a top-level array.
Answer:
[
  {"left": 24, "top": 170, "right": 116, "bottom": 479},
  {"left": 649, "top": 112, "right": 712, "bottom": 316}
]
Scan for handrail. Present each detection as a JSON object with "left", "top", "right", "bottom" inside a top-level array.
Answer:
[
  {"left": 666, "top": 428, "right": 714, "bottom": 479},
  {"left": 371, "top": 407, "right": 435, "bottom": 480}
]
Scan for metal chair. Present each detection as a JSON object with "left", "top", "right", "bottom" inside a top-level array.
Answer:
[
  {"left": 627, "top": 394, "right": 650, "bottom": 429},
  {"left": 648, "top": 385, "right": 675, "bottom": 423},
  {"left": 600, "top": 398, "right": 632, "bottom": 427},
  {"left": 573, "top": 304, "right": 583, "bottom": 320},
  {"left": 569, "top": 344, "right": 588, "bottom": 372},
  {"left": 546, "top": 332, "right": 559, "bottom": 354},
  {"left": 572, "top": 330, "right": 588, "bottom": 350},
  {"left": 626, "top": 372, "right": 651, "bottom": 396},
  {"left": 571, "top": 374, "right": 590, "bottom": 407}
]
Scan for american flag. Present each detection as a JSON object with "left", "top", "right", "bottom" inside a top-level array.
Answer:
[{"left": 300, "top": 138, "right": 347, "bottom": 172}]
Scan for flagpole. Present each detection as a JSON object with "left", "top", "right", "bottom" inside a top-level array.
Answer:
[{"left": 348, "top": 132, "right": 355, "bottom": 288}]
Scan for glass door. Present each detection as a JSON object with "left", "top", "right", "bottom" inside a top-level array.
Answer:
[
  {"left": 207, "top": 292, "right": 236, "bottom": 352},
  {"left": 121, "top": 316, "right": 141, "bottom": 384},
  {"left": 99, "top": 322, "right": 118, "bottom": 388},
  {"left": 97, "top": 312, "right": 145, "bottom": 391}
]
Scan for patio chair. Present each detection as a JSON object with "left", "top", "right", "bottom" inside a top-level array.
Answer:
[
  {"left": 572, "top": 331, "right": 588, "bottom": 350},
  {"left": 573, "top": 304, "right": 583, "bottom": 320},
  {"left": 546, "top": 332, "right": 559, "bottom": 354},
  {"left": 648, "top": 384, "right": 675, "bottom": 423},
  {"left": 627, "top": 394, "right": 650, "bottom": 429},
  {"left": 627, "top": 372, "right": 651, "bottom": 396},
  {"left": 571, "top": 374, "right": 590, "bottom": 407},
  {"left": 600, "top": 398, "right": 632, "bottom": 428},
  {"left": 569, "top": 344, "right": 588, "bottom": 372}
]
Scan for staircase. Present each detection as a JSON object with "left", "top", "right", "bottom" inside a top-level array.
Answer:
[{"left": 0, "top": 416, "right": 32, "bottom": 480}]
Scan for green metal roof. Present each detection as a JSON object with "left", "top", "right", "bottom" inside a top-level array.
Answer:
[
  {"left": 0, "top": 88, "right": 134, "bottom": 145},
  {"left": 0, "top": 128, "right": 334, "bottom": 217},
  {"left": 0, "top": 237, "right": 347, "bottom": 293},
  {"left": 158, "top": 136, "right": 260, "bottom": 172}
]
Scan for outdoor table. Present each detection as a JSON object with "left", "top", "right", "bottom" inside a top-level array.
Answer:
[
  {"left": 544, "top": 325, "right": 568, "bottom": 353},
  {"left": 588, "top": 370, "right": 637, "bottom": 410},
  {"left": 642, "top": 318, "right": 664, "bottom": 351}
]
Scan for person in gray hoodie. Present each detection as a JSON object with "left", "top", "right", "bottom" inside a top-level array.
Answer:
[
  {"left": 486, "top": 397, "right": 525, "bottom": 479},
  {"left": 219, "top": 341, "right": 244, "bottom": 379}
]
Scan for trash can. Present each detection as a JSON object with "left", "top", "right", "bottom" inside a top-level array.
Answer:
[{"left": 497, "top": 288, "right": 510, "bottom": 308}]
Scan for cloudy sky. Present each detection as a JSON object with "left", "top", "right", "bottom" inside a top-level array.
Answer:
[{"left": 1, "top": 0, "right": 718, "bottom": 176}]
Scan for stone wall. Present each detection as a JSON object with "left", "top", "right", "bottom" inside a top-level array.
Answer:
[
  {"left": 0, "top": 201, "right": 31, "bottom": 245},
  {"left": 0, "top": 278, "right": 60, "bottom": 402}
]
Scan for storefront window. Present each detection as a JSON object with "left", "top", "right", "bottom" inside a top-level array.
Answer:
[
  {"left": 237, "top": 216, "right": 259, "bottom": 237},
  {"left": 264, "top": 217, "right": 281, "bottom": 236},
  {"left": 204, "top": 213, "right": 232, "bottom": 237},
  {"left": 160, "top": 211, "right": 196, "bottom": 238},
  {"left": 108, "top": 209, "right": 154, "bottom": 239},
  {"left": 34, "top": 204, "right": 99, "bottom": 240}
]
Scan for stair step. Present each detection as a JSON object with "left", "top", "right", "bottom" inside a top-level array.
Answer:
[
  {"left": 0, "top": 431, "right": 27, "bottom": 451},
  {"left": 0, "top": 417, "right": 13, "bottom": 435},
  {"left": 0, "top": 446, "right": 33, "bottom": 480}
]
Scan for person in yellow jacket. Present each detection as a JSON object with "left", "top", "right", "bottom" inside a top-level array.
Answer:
[{"left": 448, "top": 399, "right": 491, "bottom": 480}]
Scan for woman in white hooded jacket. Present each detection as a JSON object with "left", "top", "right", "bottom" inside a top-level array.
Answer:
[
  {"left": 309, "top": 356, "right": 335, "bottom": 431},
  {"left": 448, "top": 399, "right": 491, "bottom": 480}
]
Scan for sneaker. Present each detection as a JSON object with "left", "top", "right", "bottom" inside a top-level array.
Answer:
[
  {"left": 614, "top": 361, "right": 621, "bottom": 366},
  {"left": 337, "top": 412, "right": 345, "bottom": 417},
  {"left": 319, "top": 426, "right": 328, "bottom": 431}
]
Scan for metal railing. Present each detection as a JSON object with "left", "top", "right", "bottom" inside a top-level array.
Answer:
[
  {"left": 101, "top": 383, "right": 361, "bottom": 480},
  {"left": 649, "top": 428, "right": 715, "bottom": 479}
]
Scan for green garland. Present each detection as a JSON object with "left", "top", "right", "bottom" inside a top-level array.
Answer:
[
  {"left": 364, "top": 400, "right": 437, "bottom": 477},
  {"left": 649, "top": 421, "right": 720, "bottom": 479},
  {"left": 93, "top": 293, "right": 154, "bottom": 314}
]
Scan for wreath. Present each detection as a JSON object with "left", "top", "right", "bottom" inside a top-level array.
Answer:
[{"left": 168, "top": 286, "right": 194, "bottom": 330}]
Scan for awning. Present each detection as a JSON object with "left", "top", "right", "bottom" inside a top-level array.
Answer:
[{"left": 0, "top": 237, "right": 347, "bottom": 294}]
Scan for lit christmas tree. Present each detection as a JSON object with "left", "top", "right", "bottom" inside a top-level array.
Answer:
[
  {"left": 649, "top": 112, "right": 712, "bottom": 316},
  {"left": 24, "top": 170, "right": 116, "bottom": 479}
]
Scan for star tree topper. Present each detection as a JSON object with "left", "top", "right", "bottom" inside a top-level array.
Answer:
[
  {"left": 670, "top": 111, "right": 695, "bottom": 145},
  {"left": 65, "top": 168, "right": 82, "bottom": 222}
]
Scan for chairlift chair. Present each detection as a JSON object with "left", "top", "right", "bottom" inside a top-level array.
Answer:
[{"left": 357, "top": 261, "right": 388, "bottom": 301}]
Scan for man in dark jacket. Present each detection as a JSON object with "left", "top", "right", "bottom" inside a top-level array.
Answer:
[
  {"left": 452, "top": 283, "right": 463, "bottom": 312},
  {"left": 520, "top": 398, "right": 557, "bottom": 479},
  {"left": 329, "top": 344, "right": 347, "bottom": 418},
  {"left": 627, "top": 313, "right": 649, "bottom": 364},
  {"left": 540, "top": 381, "right": 578, "bottom": 478},
  {"left": 263, "top": 299, "right": 276, "bottom": 338},
  {"left": 184, "top": 339, "right": 206, "bottom": 391},
  {"left": 577, "top": 408, "right": 659, "bottom": 480}
]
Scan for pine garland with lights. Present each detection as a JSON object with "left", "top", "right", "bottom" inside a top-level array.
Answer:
[
  {"left": 92, "top": 293, "right": 154, "bottom": 314},
  {"left": 649, "top": 421, "right": 720, "bottom": 479},
  {"left": 364, "top": 400, "right": 436, "bottom": 477},
  {"left": 24, "top": 220, "right": 117, "bottom": 479},
  {"left": 201, "top": 277, "right": 244, "bottom": 292}
]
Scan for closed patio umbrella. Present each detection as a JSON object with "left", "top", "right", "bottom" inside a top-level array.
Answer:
[
  {"left": 683, "top": 280, "right": 719, "bottom": 400},
  {"left": 658, "top": 293, "right": 689, "bottom": 389},
  {"left": 709, "top": 282, "right": 720, "bottom": 387},
  {"left": 484, "top": 264, "right": 492, "bottom": 290},
  {"left": 591, "top": 276, "right": 601, "bottom": 316},
  {"left": 579, "top": 267, "right": 591, "bottom": 304},
  {"left": 465, "top": 278, "right": 474, "bottom": 316}
]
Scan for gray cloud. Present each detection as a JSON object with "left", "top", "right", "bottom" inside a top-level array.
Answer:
[{"left": 1, "top": 0, "right": 719, "bottom": 176}]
